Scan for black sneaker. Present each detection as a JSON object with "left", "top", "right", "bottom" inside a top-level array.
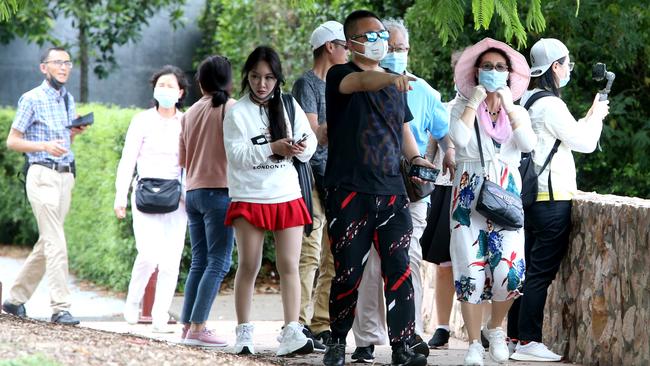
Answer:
[
  {"left": 323, "top": 340, "right": 346, "bottom": 366},
  {"left": 303, "top": 324, "right": 327, "bottom": 352},
  {"left": 315, "top": 329, "right": 332, "bottom": 346},
  {"left": 409, "top": 334, "right": 429, "bottom": 357},
  {"left": 427, "top": 328, "right": 450, "bottom": 349},
  {"left": 391, "top": 341, "right": 427, "bottom": 366},
  {"left": 351, "top": 344, "right": 374, "bottom": 363},
  {"left": 2, "top": 301, "right": 26, "bottom": 318},
  {"left": 51, "top": 310, "right": 80, "bottom": 325}
]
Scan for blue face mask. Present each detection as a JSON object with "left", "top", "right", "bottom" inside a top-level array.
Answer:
[
  {"left": 380, "top": 52, "right": 408, "bottom": 74},
  {"left": 559, "top": 73, "right": 571, "bottom": 88},
  {"left": 154, "top": 87, "right": 179, "bottom": 109},
  {"left": 478, "top": 70, "right": 509, "bottom": 92}
]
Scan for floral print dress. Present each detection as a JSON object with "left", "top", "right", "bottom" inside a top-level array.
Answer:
[{"left": 447, "top": 96, "right": 537, "bottom": 304}]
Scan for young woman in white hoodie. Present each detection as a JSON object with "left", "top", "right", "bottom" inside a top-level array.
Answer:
[
  {"left": 507, "top": 38, "right": 609, "bottom": 362},
  {"left": 223, "top": 46, "right": 317, "bottom": 357}
]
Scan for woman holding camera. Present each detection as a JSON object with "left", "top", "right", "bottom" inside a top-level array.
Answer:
[
  {"left": 114, "top": 65, "right": 189, "bottom": 332},
  {"left": 447, "top": 38, "right": 536, "bottom": 366},
  {"left": 507, "top": 38, "right": 609, "bottom": 362},
  {"left": 223, "top": 46, "right": 316, "bottom": 356}
]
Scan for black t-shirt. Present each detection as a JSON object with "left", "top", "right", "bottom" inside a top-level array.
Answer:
[{"left": 324, "top": 62, "right": 413, "bottom": 195}]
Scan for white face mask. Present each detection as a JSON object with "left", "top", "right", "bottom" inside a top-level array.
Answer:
[
  {"left": 154, "top": 87, "right": 179, "bottom": 109},
  {"left": 351, "top": 38, "right": 388, "bottom": 61}
]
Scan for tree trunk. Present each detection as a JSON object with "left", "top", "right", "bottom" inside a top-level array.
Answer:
[{"left": 78, "top": 16, "right": 88, "bottom": 103}]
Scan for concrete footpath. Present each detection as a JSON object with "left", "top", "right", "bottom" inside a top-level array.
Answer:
[{"left": 1, "top": 255, "right": 577, "bottom": 365}]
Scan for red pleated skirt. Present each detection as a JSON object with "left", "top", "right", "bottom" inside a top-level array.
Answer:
[{"left": 224, "top": 198, "right": 312, "bottom": 231}]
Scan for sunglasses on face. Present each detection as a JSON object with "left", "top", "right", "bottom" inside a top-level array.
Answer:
[
  {"left": 351, "top": 30, "right": 390, "bottom": 43},
  {"left": 479, "top": 62, "right": 510, "bottom": 72}
]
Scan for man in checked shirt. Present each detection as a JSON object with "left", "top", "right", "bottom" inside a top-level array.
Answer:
[{"left": 3, "top": 46, "right": 88, "bottom": 325}]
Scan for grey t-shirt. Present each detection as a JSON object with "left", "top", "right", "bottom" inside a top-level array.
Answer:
[{"left": 291, "top": 70, "right": 327, "bottom": 176}]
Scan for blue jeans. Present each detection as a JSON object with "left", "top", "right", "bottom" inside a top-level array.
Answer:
[{"left": 180, "top": 188, "right": 234, "bottom": 324}]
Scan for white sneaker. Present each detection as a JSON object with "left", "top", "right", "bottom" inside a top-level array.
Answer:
[
  {"left": 276, "top": 321, "right": 314, "bottom": 356},
  {"left": 465, "top": 340, "right": 485, "bottom": 366},
  {"left": 151, "top": 324, "right": 174, "bottom": 333},
  {"left": 510, "top": 341, "right": 562, "bottom": 362},
  {"left": 485, "top": 327, "right": 509, "bottom": 363},
  {"left": 234, "top": 323, "right": 255, "bottom": 355},
  {"left": 507, "top": 338, "right": 518, "bottom": 356},
  {"left": 123, "top": 302, "right": 139, "bottom": 324}
]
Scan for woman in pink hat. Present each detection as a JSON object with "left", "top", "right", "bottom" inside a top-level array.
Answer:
[{"left": 447, "top": 37, "right": 537, "bottom": 366}]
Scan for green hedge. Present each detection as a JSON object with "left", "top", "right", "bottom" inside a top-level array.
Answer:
[
  {"left": 63, "top": 104, "right": 142, "bottom": 291},
  {"left": 0, "top": 108, "right": 37, "bottom": 245},
  {"left": 1, "top": 104, "right": 277, "bottom": 292}
]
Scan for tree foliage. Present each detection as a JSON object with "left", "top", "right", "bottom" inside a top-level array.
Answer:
[
  {"left": 0, "top": 0, "right": 22, "bottom": 22},
  {"left": 0, "top": 0, "right": 185, "bottom": 102},
  {"left": 197, "top": 0, "right": 373, "bottom": 90}
]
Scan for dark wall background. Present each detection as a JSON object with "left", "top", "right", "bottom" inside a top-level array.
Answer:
[{"left": 0, "top": 0, "right": 204, "bottom": 108}]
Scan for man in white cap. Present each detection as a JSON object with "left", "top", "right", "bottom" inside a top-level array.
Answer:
[{"left": 291, "top": 20, "right": 348, "bottom": 352}]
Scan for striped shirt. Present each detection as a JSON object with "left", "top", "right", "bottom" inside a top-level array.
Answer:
[{"left": 11, "top": 80, "right": 75, "bottom": 164}]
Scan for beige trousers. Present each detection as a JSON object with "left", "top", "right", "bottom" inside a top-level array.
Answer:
[
  {"left": 298, "top": 181, "right": 335, "bottom": 334},
  {"left": 352, "top": 199, "right": 429, "bottom": 345},
  {"left": 8, "top": 164, "right": 75, "bottom": 313}
]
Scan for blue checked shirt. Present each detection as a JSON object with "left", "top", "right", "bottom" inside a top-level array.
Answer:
[{"left": 11, "top": 80, "right": 75, "bottom": 164}]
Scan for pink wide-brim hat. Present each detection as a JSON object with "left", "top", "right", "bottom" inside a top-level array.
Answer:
[{"left": 454, "top": 37, "right": 531, "bottom": 101}]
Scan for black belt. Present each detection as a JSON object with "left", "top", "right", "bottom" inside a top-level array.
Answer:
[{"left": 32, "top": 161, "right": 74, "bottom": 173}]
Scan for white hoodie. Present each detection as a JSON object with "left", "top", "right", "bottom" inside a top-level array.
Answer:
[
  {"left": 223, "top": 94, "right": 316, "bottom": 203},
  {"left": 520, "top": 88, "right": 604, "bottom": 200}
]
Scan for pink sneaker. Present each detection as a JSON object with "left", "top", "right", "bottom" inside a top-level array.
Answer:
[
  {"left": 181, "top": 324, "right": 190, "bottom": 339},
  {"left": 183, "top": 328, "right": 228, "bottom": 347}
]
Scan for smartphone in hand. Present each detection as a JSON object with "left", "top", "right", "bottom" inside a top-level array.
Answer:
[
  {"left": 67, "top": 112, "right": 94, "bottom": 129},
  {"left": 293, "top": 133, "right": 310, "bottom": 145},
  {"left": 409, "top": 165, "right": 440, "bottom": 182}
]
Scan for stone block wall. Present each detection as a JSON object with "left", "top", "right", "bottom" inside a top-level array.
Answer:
[
  {"left": 544, "top": 192, "right": 649, "bottom": 365},
  {"left": 420, "top": 192, "right": 650, "bottom": 365}
]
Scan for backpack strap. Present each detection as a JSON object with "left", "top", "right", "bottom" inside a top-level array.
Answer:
[
  {"left": 523, "top": 90, "right": 561, "bottom": 202},
  {"left": 523, "top": 90, "right": 555, "bottom": 110}
]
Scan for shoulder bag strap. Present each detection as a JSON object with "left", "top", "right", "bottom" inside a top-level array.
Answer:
[
  {"left": 63, "top": 92, "right": 71, "bottom": 123},
  {"left": 473, "top": 120, "right": 487, "bottom": 176},
  {"left": 281, "top": 93, "right": 296, "bottom": 130}
]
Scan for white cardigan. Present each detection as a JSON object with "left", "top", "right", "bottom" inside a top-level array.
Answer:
[
  {"left": 449, "top": 95, "right": 537, "bottom": 181},
  {"left": 520, "top": 88, "right": 603, "bottom": 200},
  {"left": 223, "top": 94, "right": 316, "bottom": 203}
]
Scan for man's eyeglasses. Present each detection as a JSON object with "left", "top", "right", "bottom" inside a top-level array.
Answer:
[
  {"left": 44, "top": 60, "right": 73, "bottom": 69},
  {"left": 567, "top": 62, "right": 575, "bottom": 71},
  {"left": 388, "top": 46, "right": 409, "bottom": 53},
  {"left": 479, "top": 62, "right": 509, "bottom": 72},
  {"left": 351, "top": 30, "right": 390, "bottom": 43},
  {"left": 332, "top": 40, "right": 348, "bottom": 50}
]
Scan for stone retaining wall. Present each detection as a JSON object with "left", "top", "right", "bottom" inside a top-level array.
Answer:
[{"left": 421, "top": 192, "right": 650, "bottom": 365}]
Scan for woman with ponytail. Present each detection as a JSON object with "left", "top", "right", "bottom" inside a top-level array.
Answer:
[
  {"left": 223, "top": 46, "right": 317, "bottom": 356},
  {"left": 177, "top": 55, "right": 235, "bottom": 347}
]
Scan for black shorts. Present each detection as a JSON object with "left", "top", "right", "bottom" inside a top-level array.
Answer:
[{"left": 421, "top": 185, "right": 452, "bottom": 264}]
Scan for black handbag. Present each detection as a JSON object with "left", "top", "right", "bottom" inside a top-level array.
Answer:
[
  {"left": 135, "top": 177, "right": 182, "bottom": 214},
  {"left": 400, "top": 157, "right": 435, "bottom": 202},
  {"left": 519, "top": 91, "right": 561, "bottom": 209},
  {"left": 474, "top": 121, "right": 524, "bottom": 230},
  {"left": 282, "top": 94, "right": 314, "bottom": 236}
]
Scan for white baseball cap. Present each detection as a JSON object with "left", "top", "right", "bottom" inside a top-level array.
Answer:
[
  {"left": 529, "top": 38, "right": 570, "bottom": 77},
  {"left": 310, "top": 21, "right": 345, "bottom": 50}
]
